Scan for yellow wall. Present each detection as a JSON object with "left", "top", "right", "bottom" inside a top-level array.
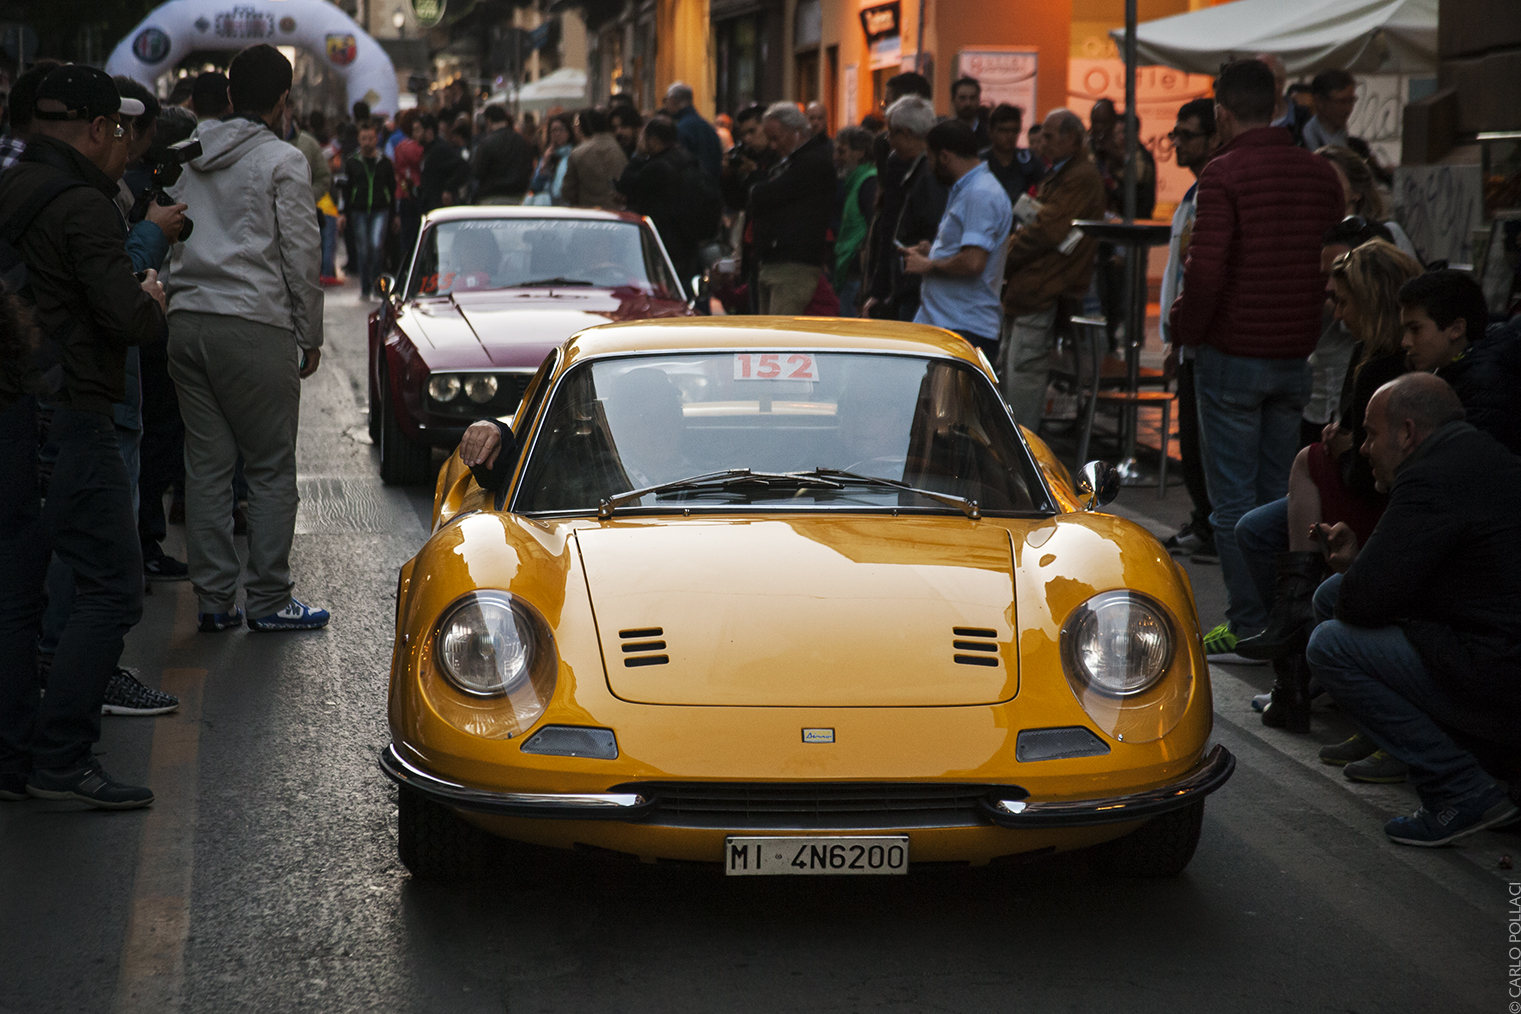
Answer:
[{"left": 656, "top": 0, "right": 715, "bottom": 116}]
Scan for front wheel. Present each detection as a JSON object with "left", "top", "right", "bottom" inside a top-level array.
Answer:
[
  {"left": 396, "top": 787, "right": 490, "bottom": 881},
  {"left": 377, "top": 366, "right": 432, "bottom": 486},
  {"left": 1093, "top": 800, "right": 1205, "bottom": 878}
]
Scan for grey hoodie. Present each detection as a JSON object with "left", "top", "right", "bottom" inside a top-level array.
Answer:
[{"left": 166, "top": 116, "right": 324, "bottom": 348}]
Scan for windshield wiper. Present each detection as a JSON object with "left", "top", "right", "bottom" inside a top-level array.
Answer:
[
  {"left": 520, "top": 277, "right": 594, "bottom": 287},
  {"left": 597, "top": 469, "right": 845, "bottom": 518},
  {"left": 802, "top": 467, "right": 981, "bottom": 519}
]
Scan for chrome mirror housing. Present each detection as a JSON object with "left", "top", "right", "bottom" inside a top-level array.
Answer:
[{"left": 1076, "top": 460, "right": 1120, "bottom": 511}]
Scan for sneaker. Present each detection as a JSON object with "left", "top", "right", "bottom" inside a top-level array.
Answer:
[
  {"left": 1163, "top": 527, "right": 1207, "bottom": 556},
  {"left": 247, "top": 598, "right": 330, "bottom": 632},
  {"left": 1384, "top": 786, "right": 1519, "bottom": 847},
  {"left": 199, "top": 607, "right": 244, "bottom": 633},
  {"left": 320, "top": 275, "right": 344, "bottom": 287},
  {"left": 1189, "top": 536, "right": 1220, "bottom": 564},
  {"left": 1319, "top": 732, "right": 1378, "bottom": 766},
  {"left": 0, "top": 772, "right": 29, "bottom": 801},
  {"left": 102, "top": 667, "right": 179, "bottom": 716},
  {"left": 1203, "top": 622, "right": 1267, "bottom": 665},
  {"left": 1344, "top": 749, "right": 1410, "bottom": 783},
  {"left": 143, "top": 553, "right": 190, "bottom": 582},
  {"left": 1250, "top": 691, "right": 1271, "bottom": 712},
  {"left": 27, "top": 758, "right": 153, "bottom": 810}
]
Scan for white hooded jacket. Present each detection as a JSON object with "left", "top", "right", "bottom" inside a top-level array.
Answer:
[{"left": 166, "top": 116, "right": 324, "bottom": 348}]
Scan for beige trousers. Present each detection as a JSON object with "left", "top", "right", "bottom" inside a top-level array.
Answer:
[{"left": 757, "top": 262, "right": 821, "bottom": 315}]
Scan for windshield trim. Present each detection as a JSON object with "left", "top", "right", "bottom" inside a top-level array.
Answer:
[
  {"left": 505, "top": 349, "right": 1059, "bottom": 518},
  {"left": 404, "top": 216, "right": 681, "bottom": 301}
]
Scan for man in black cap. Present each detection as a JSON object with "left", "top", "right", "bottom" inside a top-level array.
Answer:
[{"left": 0, "top": 64, "right": 168, "bottom": 809}]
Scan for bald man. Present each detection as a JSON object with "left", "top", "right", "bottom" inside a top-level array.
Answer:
[
  {"left": 805, "top": 101, "right": 828, "bottom": 139},
  {"left": 1255, "top": 53, "right": 1310, "bottom": 146},
  {"left": 1305, "top": 373, "right": 1521, "bottom": 847}
]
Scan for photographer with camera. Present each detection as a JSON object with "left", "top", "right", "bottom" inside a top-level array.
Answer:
[
  {"left": 165, "top": 44, "right": 328, "bottom": 635},
  {"left": 28, "top": 76, "right": 190, "bottom": 721},
  {"left": 0, "top": 65, "right": 168, "bottom": 808}
]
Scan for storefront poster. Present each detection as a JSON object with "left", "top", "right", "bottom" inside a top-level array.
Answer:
[
  {"left": 957, "top": 49, "right": 1037, "bottom": 123},
  {"left": 844, "top": 64, "right": 859, "bottom": 127}
]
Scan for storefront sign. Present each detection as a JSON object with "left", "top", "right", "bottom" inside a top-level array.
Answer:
[
  {"left": 411, "top": 0, "right": 447, "bottom": 28},
  {"left": 958, "top": 49, "right": 1038, "bottom": 118},
  {"left": 858, "top": 1, "right": 900, "bottom": 43}
]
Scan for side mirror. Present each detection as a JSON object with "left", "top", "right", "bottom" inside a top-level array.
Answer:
[
  {"left": 1075, "top": 460, "right": 1120, "bottom": 512},
  {"left": 376, "top": 273, "right": 396, "bottom": 298}
]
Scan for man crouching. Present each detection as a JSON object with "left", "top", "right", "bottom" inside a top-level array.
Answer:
[{"left": 1306, "top": 372, "right": 1520, "bottom": 846}]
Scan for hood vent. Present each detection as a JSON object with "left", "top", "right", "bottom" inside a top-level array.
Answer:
[
  {"left": 953, "top": 627, "right": 999, "bottom": 667},
  {"left": 620, "top": 627, "right": 669, "bottom": 667}
]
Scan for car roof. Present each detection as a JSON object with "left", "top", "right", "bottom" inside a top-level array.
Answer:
[
  {"left": 561, "top": 318, "right": 985, "bottom": 364},
  {"left": 421, "top": 206, "right": 647, "bottom": 226}
]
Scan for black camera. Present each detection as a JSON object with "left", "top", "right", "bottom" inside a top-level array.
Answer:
[{"left": 128, "top": 138, "right": 201, "bottom": 242}]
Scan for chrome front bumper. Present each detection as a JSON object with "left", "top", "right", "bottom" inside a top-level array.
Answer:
[
  {"left": 981, "top": 744, "right": 1236, "bottom": 828},
  {"left": 380, "top": 743, "right": 655, "bottom": 820},
  {"left": 380, "top": 741, "right": 1234, "bottom": 828}
]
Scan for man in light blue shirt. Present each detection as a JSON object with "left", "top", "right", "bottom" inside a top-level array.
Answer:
[{"left": 904, "top": 120, "right": 1013, "bottom": 358}]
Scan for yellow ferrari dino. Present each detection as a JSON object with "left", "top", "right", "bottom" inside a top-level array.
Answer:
[{"left": 381, "top": 318, "right": 1232, "bottom": 880}]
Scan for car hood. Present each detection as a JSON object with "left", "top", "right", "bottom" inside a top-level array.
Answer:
[
  {"left": 403, "top": 290, "right": 689, "bottom": 370},
  {"left": 576, "top": 517, "right": 1019, "bottom": 707}
]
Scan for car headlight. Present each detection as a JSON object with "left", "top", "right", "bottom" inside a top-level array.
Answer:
[
  {"left": 465, "top": 374, "right": 498, "bottom": 404},
  {"left": 1060, "top": 591, "right": 1173, "bottom": 697},
  {"left": 435, "top": 591, "right": 555, "bottom": 699},
  {"left": 428, "top": 374, "right": 461, "bottom": 402}
]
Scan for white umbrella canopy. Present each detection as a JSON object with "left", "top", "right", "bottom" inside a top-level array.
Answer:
[
  {"left": 516, "top": 67, "right": 588, "bottom": 110},
  {"left": 1109, "top": 0, "right": 1438, "bottom": 76}
]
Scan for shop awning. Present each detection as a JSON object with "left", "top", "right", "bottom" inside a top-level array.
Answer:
[
  {"left": 515, "top": 67, "right": 588, "bottom": 110},
  {"left": 1108, "top": 0, "right": 1438, "bottom": 76}
]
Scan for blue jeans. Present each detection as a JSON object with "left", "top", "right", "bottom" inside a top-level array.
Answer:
[
  {"left": 319, "top": 211, "right": 338, "bottom": 278},
  {"left": 1193, "top": 345, "right": 1309, "bottom": 634},
  {"left": 1236, "top": 495, "right": 1289, "bottom": 617},
  {"left": 0, "top": 403, "right": 143, "bottom": 773},
  {"left": 351, "top": 210, "right": 389, "bottom": 296},
  {"left": 1306, "top": 574, "right": 1498, "bottom": 809},
  {"left": 835, "top": 277, "right": 861, "bottom": 318}
]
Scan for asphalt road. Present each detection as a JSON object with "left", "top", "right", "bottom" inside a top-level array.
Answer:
[{"left": 1, "top": 287, "right": 1511, "bottom": 1014}]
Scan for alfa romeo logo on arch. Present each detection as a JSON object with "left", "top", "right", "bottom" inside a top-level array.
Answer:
[{"left": 132, "top": 27, "right": 171, "bottom": 64}]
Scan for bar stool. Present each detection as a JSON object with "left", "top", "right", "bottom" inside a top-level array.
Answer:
[{"left": 1070, "top": 315, "right": 1176, "bottom": 500}]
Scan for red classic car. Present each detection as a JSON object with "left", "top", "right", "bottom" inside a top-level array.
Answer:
[{"left": 368, "top": 206, "right": 695, "bottom": 484}]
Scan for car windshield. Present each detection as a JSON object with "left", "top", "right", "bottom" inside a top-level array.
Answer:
[
  {"left": 407, "top": 218, "right": 680, "bottom": 299},
  {"left": 513, "top": 352, "right": 1047, "bottom": 515}
]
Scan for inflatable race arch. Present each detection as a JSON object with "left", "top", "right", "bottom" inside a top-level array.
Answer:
[{"left": 106, "top": 0, "right": 400, "bottom": 115}]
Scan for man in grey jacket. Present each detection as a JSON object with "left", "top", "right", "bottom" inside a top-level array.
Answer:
[{"left": 166, "top": 44, "right": 328, "bottom": 633}]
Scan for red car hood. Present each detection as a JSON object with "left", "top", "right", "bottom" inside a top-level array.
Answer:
[{"left": 399, "top": 288, "right": 691, "bottom": 371}]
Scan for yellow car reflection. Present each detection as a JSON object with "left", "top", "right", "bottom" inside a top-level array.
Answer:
[{"left": 382, "top": 318, "right": 1232, "bottom": 880}]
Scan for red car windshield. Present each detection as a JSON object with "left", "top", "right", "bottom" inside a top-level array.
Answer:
[{"left": 407, "top": 218, "right": 680, "bottom": 299}]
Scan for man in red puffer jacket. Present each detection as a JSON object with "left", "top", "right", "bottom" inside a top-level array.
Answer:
[{"left": 1168, "top": 59, "right": 1345, "bottom": 660}]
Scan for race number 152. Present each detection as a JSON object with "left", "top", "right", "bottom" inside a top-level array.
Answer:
[{"left": 734, "top": 353, "right": 819, "bottom": 381}]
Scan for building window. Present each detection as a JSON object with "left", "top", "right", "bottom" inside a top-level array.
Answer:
[{"left": 716, "top": 14, "right": 762, "bottom": 114}]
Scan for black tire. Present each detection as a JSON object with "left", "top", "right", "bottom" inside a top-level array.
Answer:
[
  {"left": 367, "top": 364, "right": 381, "bottom": 443},
  {"left": 378, "top": 366, "right": 431, "bottom": 486},
  {"left": 396, "top": 787, "right": 491, "bottom": 881},
  {"left": 1093, "top": 800, "right": 1205, "bottom": 878}
]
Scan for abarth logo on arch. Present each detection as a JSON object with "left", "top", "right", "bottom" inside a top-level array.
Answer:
[{"left": 326, "top": 33, "right": 357, "bottom": 66}]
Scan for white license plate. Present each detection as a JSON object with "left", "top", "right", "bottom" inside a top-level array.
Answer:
[{"left": 724, "top": 836, "right": 909, "bottom": 876}]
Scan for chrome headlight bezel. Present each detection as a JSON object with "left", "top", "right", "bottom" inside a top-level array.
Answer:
[
  {"left": 1059, "top": 590, "right": 1175, "bottom": 699},
  {"left": 433, "top": 591, "right": 557, "bottom": 699}
]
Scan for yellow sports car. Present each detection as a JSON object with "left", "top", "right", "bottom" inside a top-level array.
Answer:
[{"left": 381, "top": 318, "right": 1233, "bottom": 880}]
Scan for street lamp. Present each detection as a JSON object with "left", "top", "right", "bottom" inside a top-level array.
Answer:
[{"left": 393, "top": 8, "right": 406, "bottom": 38}]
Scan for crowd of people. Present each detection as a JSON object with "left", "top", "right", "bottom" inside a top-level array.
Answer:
[{"left": 0, "top": 44, "right": 1516, "bottom": 846}]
